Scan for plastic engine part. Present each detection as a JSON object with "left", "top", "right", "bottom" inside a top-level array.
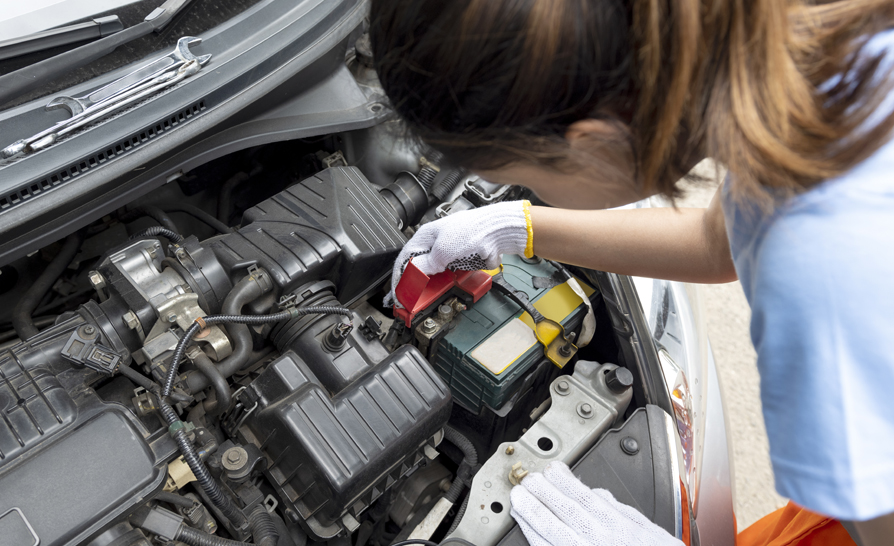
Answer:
[
  {"left": 245, "top": 345, "right": 452, "bottom": 540},
  {"left": 208, "top": 167, "right": 407, "bottom": 303},
  {"left": 431, "top": 254, "right": 594, "bottom": 412},
  {"left": 0, "top": 315, "right": 164, "bottom": 546}
]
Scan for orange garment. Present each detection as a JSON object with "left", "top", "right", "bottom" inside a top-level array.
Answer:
[{"left": 737, "top": 502, "right": 858, "bottom": 546}]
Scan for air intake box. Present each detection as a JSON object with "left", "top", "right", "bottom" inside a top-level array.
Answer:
[
  {"left": 244, "top": 345, "right": 451, "bottom": 540},
  {"left": 209, "top": 167, "right": 407, "bottom": 303}
]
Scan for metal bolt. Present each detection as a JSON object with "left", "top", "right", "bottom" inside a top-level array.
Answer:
[
  {"left": 88, "top": 271, "right": 106, "bottom": 290},
  {"left": 555, "top": 380, "right": 571, "bottom": 395},
  {"left": 438, "top": 304, "right": 454, "bottom": 322},
  {"left": 124, "top": 311, "right": 139, "bottom": 330},
  {"left": 422, "top": 318, "right": 438, "bottom": 334},
  {"left": 166, "top": 313, "right": 178, "bottom": 323},
  {"left": 221, "top": 446, "right": 249, "bottom": 471},
  {"left": 505, "top": 445, "right": 515, "bottom": 455},
  {"left": 577, "top": 402, "right": 594, "bottom": 419},
  {"left": 83, "top": 325, "right": 96, "bottom": 335},
  {"left": 147, "top": 246, "right": 158, "bottom": 259}
]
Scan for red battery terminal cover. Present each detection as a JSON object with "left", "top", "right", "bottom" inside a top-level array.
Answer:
[{"left": 393, "top": 260, "right": 492, "bottom": 327}]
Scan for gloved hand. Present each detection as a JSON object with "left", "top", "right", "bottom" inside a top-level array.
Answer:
[
  {"left": 510, "top": 462, "right": 684, "bottom": 546},
  {"left": 386, "top": 200, "right": 534, "bottom": 307}
]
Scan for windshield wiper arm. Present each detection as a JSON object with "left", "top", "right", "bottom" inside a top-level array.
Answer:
[
  {"left": 0, "top": 0, "right": 195, "bottom": 108},
  {"left": 0, "top": 16, "right": 124, "bottom": 62}
]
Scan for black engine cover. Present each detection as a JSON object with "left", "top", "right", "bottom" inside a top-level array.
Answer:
[
  {"left": 209, "top": 167, "right": 407, "bottom": 303},
  {"left": 245, "top": 345, "right": 452, "bottom": 540}
]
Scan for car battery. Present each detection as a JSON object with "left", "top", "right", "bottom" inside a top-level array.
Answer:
[{"left": 429, "top": 254, "right": 595, "bottom": 413}]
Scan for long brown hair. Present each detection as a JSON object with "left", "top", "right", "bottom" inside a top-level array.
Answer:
[{"left": 370, "top": 0, "right": 894, "bottom": 203}]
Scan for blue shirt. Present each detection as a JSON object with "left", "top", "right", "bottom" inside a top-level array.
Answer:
[{"left": 722, "top": 30, "right": 894, "bottom": 521}]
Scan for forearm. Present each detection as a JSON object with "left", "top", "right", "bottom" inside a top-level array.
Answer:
[
  {"left": 530, "top": 199, "right": 736, "bottom": 284},
  {"left": 855, "top": 513, "right": 894, "bottom": 546}
]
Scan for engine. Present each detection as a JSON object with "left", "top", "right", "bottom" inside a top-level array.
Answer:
[{"left": 0, "top": 143, "right": 649, "bottom": 546}]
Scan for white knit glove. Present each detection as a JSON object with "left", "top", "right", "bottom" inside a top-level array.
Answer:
[
  {"left": 386, "top": 200, "right": 533, "bottom": 307},
  {"left": 510, "top": 462, "right": 683, "bottom": 546}
]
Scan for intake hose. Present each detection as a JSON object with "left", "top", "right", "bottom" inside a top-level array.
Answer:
[
  {"left": 184, "top": 270, "right": 274, "bottom": 394},
  {"left": 163, "top": 307, "right": 353, "bottom": 398},
  {"left": 443, "top": 426, "right": 478, "bottom": 504},
  {"left": 191, "top": 351, "right": 231, "bottom": 417},
  {"left": 248, "top": 504, "right": 279, "bottom": 546},
  {"left": 132, "top": 205, "right": 180, "bottom": 234},
  {"left": 157, "top": 396, "right": 248, "bottom": 529},
  {"left": 430, "top": 168, "right": 466, "bottom": 202},
  {"left": 12, "top": 232, "right": 84, "bottom": 340},
  {"left": 129, "top": 226, "right": 185, "bottom": 245},
  {"left": 417, "top": 150, "right": 444, "bottom": 191}
]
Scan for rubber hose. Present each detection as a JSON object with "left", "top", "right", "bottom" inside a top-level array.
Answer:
[
  {"left": 185, "top": 273, "right": 272, "bottom": 394},
  {"left": 431, "top": 169, "right": 465, "bottom": 201},
  {"left": 134, "top": 206, "right": 180, "bottom": 234},
  {"left": 217, "top": 172, "right": 250, "bottom": 223},
  {"left": 165, "top": 204, "right": 232, "bottom": 234},
  {"left": 118, "top": 364, "right": 191, "bottom": 404},
  {"left": 157, "top": 397, "right": 248, "bottom": 529},
  {"left": 176, "top": 525, "right": 252, "bottom": 546},
  {"left": 154, "top": 491, "right": 196, "bottom": 509},
  {"left": 164, "top": 307, "right": 353, "bottom": 397},
  {"left": 12, "top": 233, "right": 83, "bottom": 340},
  {"left": 417, "top": 150, "right": 444, "bottom": 191},
  {"left": 129, "top": 226, "right": 185, "bottom": 245},
  {"left": 191, "top": 352, "right": 231, "bottom": 417},
  {"left": 443, "top": 426, "right": 478, "bottom": 504},
  {"left": 248, "top": 505, "right": 279, "bottom": 546}
]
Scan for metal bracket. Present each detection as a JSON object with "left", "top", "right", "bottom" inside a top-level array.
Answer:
[{"left": 447, "top": 361, "right": 633, "bottom": 546}]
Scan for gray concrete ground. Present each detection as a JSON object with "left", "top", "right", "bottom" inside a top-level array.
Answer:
[{"left": 678, "top": 170, "right": 788, "bottom": 531}]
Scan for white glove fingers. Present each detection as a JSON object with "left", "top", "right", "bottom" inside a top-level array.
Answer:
[
  {"left": 511, "top": 509, "right": 552, "bottom": 546},
  {"left": 510, "top": 486, "right": 591, "bottom": 546},
  {"left": 590, "top": 488, "right": 659, "bottom": 529},
  {"left": 520, "top": 473, "right": 603, "bottom": 540}
]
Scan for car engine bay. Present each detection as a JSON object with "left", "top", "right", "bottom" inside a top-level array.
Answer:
[{"left": 0, "top": 123, "right": 683, "bottom": 546}]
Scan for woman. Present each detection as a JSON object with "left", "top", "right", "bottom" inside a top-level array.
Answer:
[{"left": 370, "top": 1, "right": 894, "bottom": 545}]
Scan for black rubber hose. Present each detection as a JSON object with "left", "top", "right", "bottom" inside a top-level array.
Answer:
[
  {"left": 443, "top": 426, "right": 478, "bottom": 504},
  {"left": 154, "top": 491, "right": 196, "bottom": 510},
  {"left": 118, "top": 364, "right": 191, "bottom": 404},
  {"left": 217, "top": 172, "right": 250, "bottom": 223},
  {"left": 135, "top": 205, "right": 180, "bottom": 234},
  {"left": 12, "top": 233, "right": 83, "bottom": 340},
  {"left": 191, "top": 352, "right": 231, "bottom": 417},
  {"left": 165, "top": 204, "right": 232, "bottom": 235},
  {"left": 118, "top": 364, "right": 158, "bottom": 391},
  {"left": 129, "top": 226, "right": 185, "bottom": 245},
  {"left": 164, "top": 307, "right": 352, "bottom": 398},
  {"left": 184, "top": 272, "right": 272, "bottom": 394},
  {"left": 176, "top": 525, "right": 252, "bottom": 546},
  {"left": 431, "top": 169, "right": 466, "bottom": 202},
  {"left": 248, "top": 505, "right": 279, "bottom": 546},
  {"left": 157, "top": 396, "right": 247, "bottom": 529}
]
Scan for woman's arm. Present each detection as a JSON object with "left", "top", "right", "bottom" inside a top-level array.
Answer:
[
  {"left": 531, "top": 187, "right": 737, "bottom": 283},
  {"left": 855, "top": 513, "right": 894, "bottom": 546}
]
